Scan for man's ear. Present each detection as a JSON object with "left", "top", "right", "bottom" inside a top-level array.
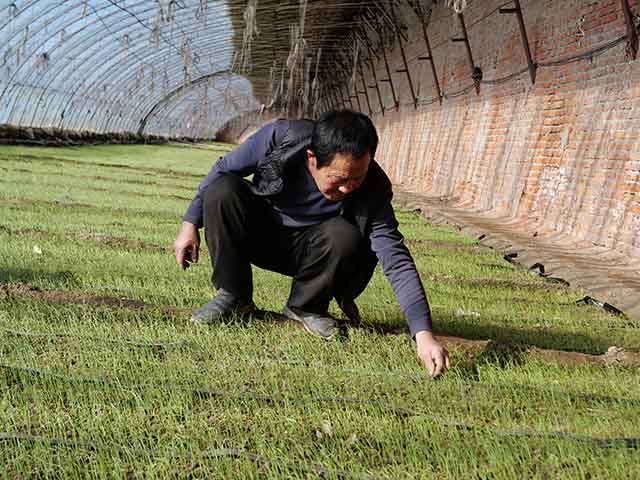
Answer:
[{"left": 306, "top": 149, "right": 317, "bottom": 169}]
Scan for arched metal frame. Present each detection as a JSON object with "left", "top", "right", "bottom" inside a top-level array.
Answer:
[
  {"left": 0, "top": 0, "right": 457, "bottom": 138},
  {"left": 0, "top": 0, "right": 255, "bottom": 138},
  {"left": 138, "top": 69, "right": 256, "bottom": 135}
]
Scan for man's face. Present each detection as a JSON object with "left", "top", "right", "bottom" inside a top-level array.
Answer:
[{"left": 306, "top": 149, "right": 371, "bottom": 201}]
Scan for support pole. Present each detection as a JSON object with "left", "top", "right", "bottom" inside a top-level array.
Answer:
[
  {"left": 418, "top": 15, "right": 442, "bottom": 103},
  {"left": 499, "top": 0, "right": 537, "bottom": 83},
  {"left": 324, "top": 91, "right": 332, "bottom": 111},
  {"left": 380, "top": 39, "right": 399, "bottom": 111},
  {"left": 358, "top": 57, "right": 374, "bottom": 115},
  {"left": 365, "top": 45, "right": 385, "bottom": 115},
  {"left": 335, "top": 88, "right": 344, "bottom": 109},
  {"left": 375, "top": 16, "right": 399, "bottom": 112},
  {"left": 351, "top": 81, "right": 362, "bottom": 112},
  {"left": 354, "top": 29, "right": 377, "bottom": 63},
  {"left": 337, "top": 89, "right": 343, "bottom": 109},
  {"left": 330, "top": 89, "right": 339, "bottom": 110},
  {"left": 342, "top": 84, "right": 354, "bottom": 109},
  {"left": 337, "top": 86, "right": 348, "bottom": 109},
  {"left": 321, "top": 97, "right": 328, "bottom": 113},
  {"left": 622, "top": 0, "right": 638, "bottom": 59},
  {"left": 452, "top": 13, "right": 481, "bottom": 94},
  {"left": 389, "top": 0, "right": 418, "bottom": 109},
  {"left": 330, "top": 88, "right": 339, "bottom": 110},
  {"left": 326, "top": 92, "right": 335, "bottom": 111}
]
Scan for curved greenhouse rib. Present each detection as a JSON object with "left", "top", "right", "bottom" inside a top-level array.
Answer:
[
  {"left": 5, "top": 1, "right": 232, "bottom": 131},
  {"left": 138, "top": 70, "right": 234, "bottom": 135},
  {"left": 1, "top": 0, "right": 240, "bottom": 135},
  {"left": 1, "top": 0, "right": 390, "bottom": 137}
]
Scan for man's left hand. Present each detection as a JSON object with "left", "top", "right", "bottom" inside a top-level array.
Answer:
[{"left": 415, "top": 330, "right": 450, "bottom": 378}]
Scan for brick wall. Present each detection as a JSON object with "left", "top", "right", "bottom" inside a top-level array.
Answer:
[
  {"left": 372, "top": 0, "right": 640, "bottom": 257},
  {"left": 225, "top": 0, "right": 640, "bottom": 258}
]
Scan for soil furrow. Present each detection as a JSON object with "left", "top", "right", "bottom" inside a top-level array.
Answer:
[{"left": 1, "top": 282, "right": 638, "bottom": 368}]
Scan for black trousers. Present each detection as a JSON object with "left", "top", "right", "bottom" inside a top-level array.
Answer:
[{"left": 202, "top": 174, "right": 376, "bottom": 314}]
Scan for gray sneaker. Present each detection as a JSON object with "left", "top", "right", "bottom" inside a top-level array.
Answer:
[
  {"left": 282, "top": 305, "right": 339, "bottom": 339},
  {"left": 191, "top": 289, "right": 256, "bottom": 325}
]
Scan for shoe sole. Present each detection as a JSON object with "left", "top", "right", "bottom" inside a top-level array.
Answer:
[
  {"left": 282, "top": 306, "right": 337, "bottom": 340},
  {"left": 191, "top": 303, "right": 257, "bottom": 325}
]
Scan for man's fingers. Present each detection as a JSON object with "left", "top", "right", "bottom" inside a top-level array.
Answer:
[
  {"left": 432, "top": 354, "right": 444, "bottom": 378},
  {"left": 192, "top": 244, "right": 199, "bottom": 263},
  {"left": 176, "top": 246, "right": 191, "bottom": 270},
  {"left": 175, "top": 247, "right": 185, "bottom": 267},
  {"left": 445, "top": 351, "right": 451, "bottom": 370},
  {"left": 422, "top": 356, "right": 435, "bottom": 377}
]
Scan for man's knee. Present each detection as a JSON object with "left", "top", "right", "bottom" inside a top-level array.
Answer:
[
  {"left": 317, "top": 217, "right": 361, "bottom": 259},
  {"left": 203, "top": 174, "right": 248, "bottom": 210}
]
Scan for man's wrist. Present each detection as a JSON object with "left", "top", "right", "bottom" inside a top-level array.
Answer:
[
  {"left": 415, "top": 329, "right": 436, "bottom": 344},
  {"left": 181, "top": 221, "right": 198, "bottom": 231}
]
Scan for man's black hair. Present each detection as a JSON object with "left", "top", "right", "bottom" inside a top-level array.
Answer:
[{"left": 311, "top": 110, "right": 378, "bottom": 168}]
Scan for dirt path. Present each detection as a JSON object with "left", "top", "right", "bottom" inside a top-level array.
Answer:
[
  {"left": 2, "top": 282, "right": 638, "bottom": 368},
  {"left": 395, "top": 190, "right": 640, "bottom": 324}
]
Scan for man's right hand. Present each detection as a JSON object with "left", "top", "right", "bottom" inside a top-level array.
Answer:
[
  {"left": 415, "top": 330, "right": 450, "bottom": 378},
  {"left": 174, "top": 221, "right": 200, "bottom": 270}
]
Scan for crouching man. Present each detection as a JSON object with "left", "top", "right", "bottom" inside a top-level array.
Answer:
[{"left": 174, "top": 110, "right": 450, "bottom": 377}]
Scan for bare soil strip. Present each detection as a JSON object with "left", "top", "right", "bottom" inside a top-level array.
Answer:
[
  {"left": 0, "top": 282, "right": 161, "bottom": 311},
  {"left": 2, "top": 282, "right": 638, "bottom": 368}
]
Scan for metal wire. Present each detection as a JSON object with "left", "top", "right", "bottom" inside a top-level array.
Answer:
[
  {"left": 0, "top": 362, "right": 638, "bottom": 450},
  {"left": 3, "top": 326, "right": 640, "bottom": 408},
  {"left": 0, "top": 431, "right": 378, "bottom": 479}
]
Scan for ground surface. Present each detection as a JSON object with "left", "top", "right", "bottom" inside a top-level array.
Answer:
[{"left": 0, "top": 144, "right": 638, "bottom": 478}]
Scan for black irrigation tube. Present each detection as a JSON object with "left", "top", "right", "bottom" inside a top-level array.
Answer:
[
  {"left": 3, "top": 326, "right": 640, "bottom": 408},
  {"left": 0, "top": 363, "right": 415, "bottom": 416},
  {"left": 0, "top": 432, "right": 377, "bottom": 480},
  {"left": 0, "top": 363, "right": 638, "bottom": 450},
  {"left": 1, "top": 327, "right": 188, "bottom": 348}
]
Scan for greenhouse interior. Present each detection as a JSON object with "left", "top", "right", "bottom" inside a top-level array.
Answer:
[{"left": 1, "top": 0, "right": 639, "bottom": 477}]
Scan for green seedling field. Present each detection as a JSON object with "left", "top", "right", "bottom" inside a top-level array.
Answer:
[{"left": 0, "top": 144, "right": 638, "bottom": 478}]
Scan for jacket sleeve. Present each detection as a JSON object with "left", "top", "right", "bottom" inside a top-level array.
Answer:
[
  {"left": 369, "top": 199, "right": 433, "bottom": 337},
  {"left": 182, "top": 120, "right": 284, "bottom": 228}
]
